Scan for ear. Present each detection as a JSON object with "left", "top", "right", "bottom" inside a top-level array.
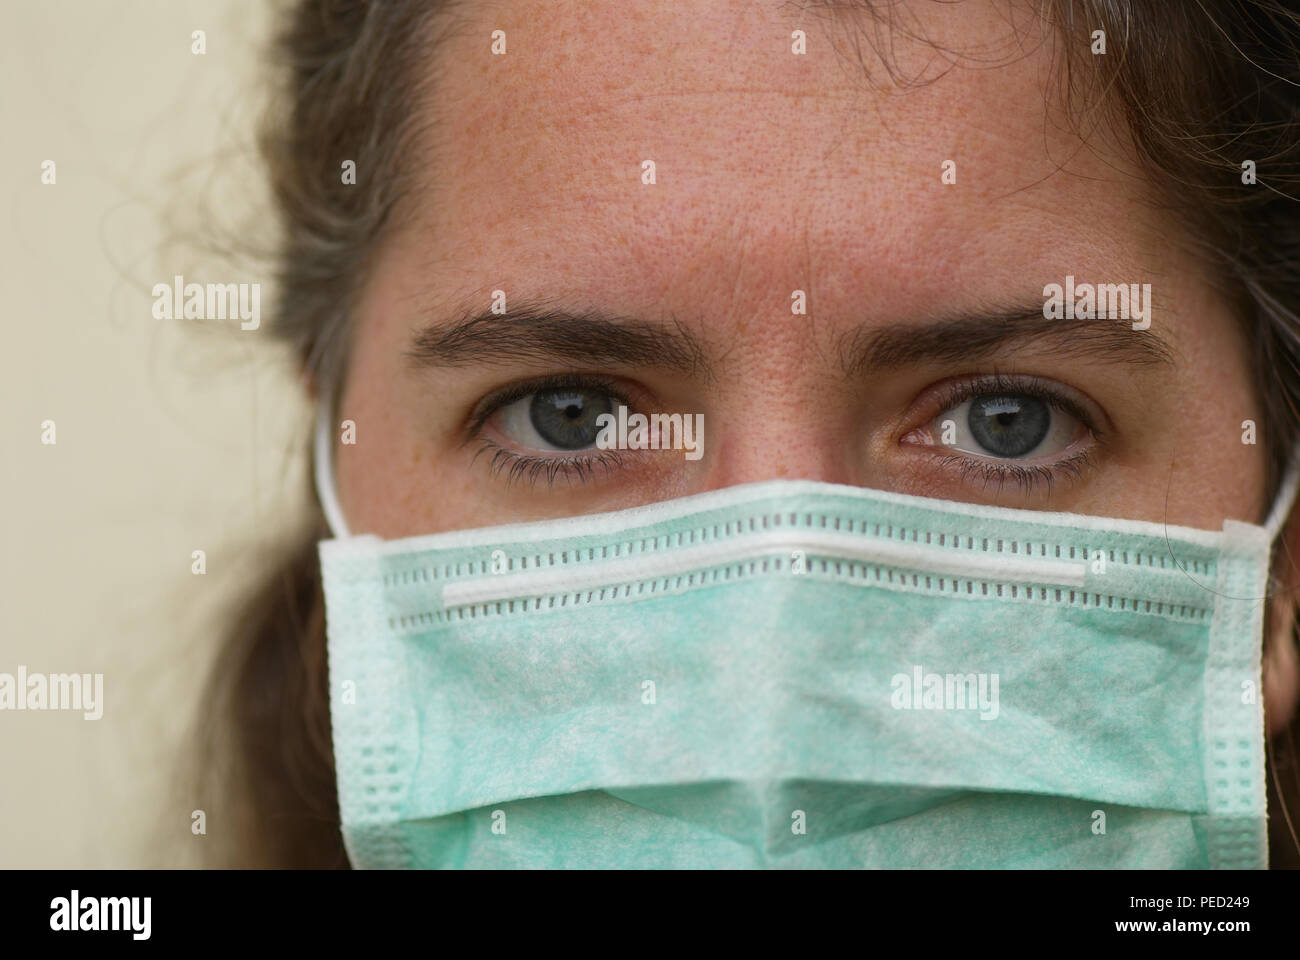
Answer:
[
  {"left": 301, "top": 365, "right": 318, "bottom": 401},
  {"left": 1265, "top": 510, "right": 1300, "bottom": 737}
]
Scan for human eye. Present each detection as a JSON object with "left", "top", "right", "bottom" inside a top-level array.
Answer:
[
  {"left": 900, "top": 372, "right": 1107, "bottom": 495},
  {"left": 467, "top": 373, "right": 642, "bottom": 487}
]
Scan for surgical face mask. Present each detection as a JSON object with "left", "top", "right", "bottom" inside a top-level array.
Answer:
[{"left": 313, "top": 404, "right": 1300, "bottom": 869}]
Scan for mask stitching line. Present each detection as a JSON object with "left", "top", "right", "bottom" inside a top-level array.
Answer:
[
  {"left": 358, "top": 510, "right": 1218, "bottom": 589},
  {"left": 383, "top": 559, "right": 1215, "bottom": 631}
]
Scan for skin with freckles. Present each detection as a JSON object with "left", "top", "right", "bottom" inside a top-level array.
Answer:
[{"left": 327, "top": 0, "right": 1299, "bottom": 731}]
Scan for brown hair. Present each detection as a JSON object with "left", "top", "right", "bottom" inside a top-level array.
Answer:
[
  {"left": 202, "top": 0, "right": 1300, "bottom": 867},
  {"left": 197, "top": 0, "right": 448, "bottom": 867}
]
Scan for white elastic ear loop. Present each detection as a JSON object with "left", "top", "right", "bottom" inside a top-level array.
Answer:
[
  {"left": 1264, "top": 451, "right": 1300, "bottom": 542},
  {"left": 313, "top": 379, "right": 351, "bottom": 539}
]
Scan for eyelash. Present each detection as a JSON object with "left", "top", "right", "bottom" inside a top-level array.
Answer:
[
  {"left": 471, "top": 440, "right": 628, "bottom": 488},
  {"left": 918, "top": 372, "right": 1102, "bottom": 496},
  {"left": 935, "top": 450, "right": 1096, "bottom": 497},
  {"left": 468, "top": 371, "right": 1104, "bottom": 493}
]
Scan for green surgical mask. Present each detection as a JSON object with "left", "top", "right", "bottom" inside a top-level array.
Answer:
[{"left": 314, "top": 411, "right": 1299, "bottom": 869}]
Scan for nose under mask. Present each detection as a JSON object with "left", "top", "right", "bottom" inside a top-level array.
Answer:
[{"left": 313, "top": 397, "right": 1300, "bottom": 868}]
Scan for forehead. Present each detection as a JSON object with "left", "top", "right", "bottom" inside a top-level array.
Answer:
[{"left": 409, "top": 0, "right": 1154, "bottom": 322}]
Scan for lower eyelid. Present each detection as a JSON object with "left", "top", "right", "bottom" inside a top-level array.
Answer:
[
  {"left": 476, "top": 378, "right": 1103, "bottom": 492},
  {"left": 939, "top": 447, "right": 1099, "bottom": 493},
  {"left": 900, "top": 397, "right": 1099, "bottom": 495},
  {"left": 471, "top": 438, "right": 631, "bottom": 487},
  {"left": 469, "top": 432, "right": 675, "bottom": 489}
]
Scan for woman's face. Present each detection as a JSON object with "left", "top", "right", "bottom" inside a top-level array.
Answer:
[{"left": 330, "top": 0, "right": 1298, "bottom": 725}]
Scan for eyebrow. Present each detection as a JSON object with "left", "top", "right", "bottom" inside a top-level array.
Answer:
[
  {"left": 406, "top": 300, "right": 1177, "bottom": 378},
  {"left": 839, "top": 307, "right": 1177, "bottom": 376},
  {"left": 406, "top": 302, "right": 712, "bottom": 377}
]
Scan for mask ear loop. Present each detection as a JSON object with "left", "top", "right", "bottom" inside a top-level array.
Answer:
[
  {"left": 313, "top": 372, "right": 351, "bottom": 539},
  {"left": 1265, "top": 452, "right": 1300, "bottom": 543},
  {"left": 1163, "top": 451, "right": 1300, "bottom": 600}
]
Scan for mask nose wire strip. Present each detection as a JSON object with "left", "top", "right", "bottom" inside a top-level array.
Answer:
[
  {"left": 314, "top": 379, "right": 351, "bottom": 540},
  {"left": 440, "top": 530, "right": 1088, "bottom": 609}
]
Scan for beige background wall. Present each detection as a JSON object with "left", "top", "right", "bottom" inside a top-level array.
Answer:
[{"left": 0, "top": 1, "right": 308, "bottom": 867}]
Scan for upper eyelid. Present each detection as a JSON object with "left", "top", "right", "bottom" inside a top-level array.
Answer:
[
  {"left": 467, "top": 374, "right": 635, "bottom": 436},
  {"left": 924, "top": 374, "right": 1106, "bottom": 438}
]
